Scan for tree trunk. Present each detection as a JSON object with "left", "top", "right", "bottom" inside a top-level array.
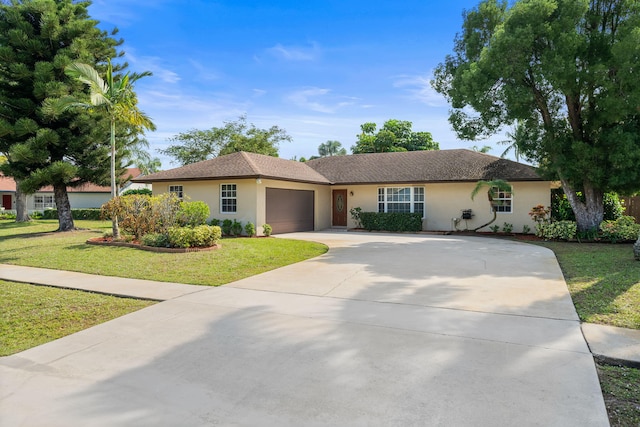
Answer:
[
  {"left": 110, "top": 118, "right": 120, "bottom": 239},
  {"left": 53, "top": 183, "right": 75, "bottom": 231},
  {"left": 14, "top": 182, "right": 31, "bottom": 222},
  {"left": 634, "top": 234, "right": 640, "bottom": 261},
  {"left": 560, "top": 178, "right": 604, "bottom": 232}
]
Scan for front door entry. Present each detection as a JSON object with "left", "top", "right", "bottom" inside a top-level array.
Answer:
[
  {"left": 2, "top": 194, "right": 11, "bottom": 210},
  {"left": 332, "top": 189, "right": 347, "bottom": 226}
]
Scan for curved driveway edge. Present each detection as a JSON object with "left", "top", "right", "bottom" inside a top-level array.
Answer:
[{"left": 0, "top": 232, "right": 609, "bottom": 426}]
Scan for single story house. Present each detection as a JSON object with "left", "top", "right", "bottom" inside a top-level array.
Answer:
[
  {"left": 134, "top": 149, "right": 552, "bottom": 235},
  {"left": 0, "top": 168, "right": 150, "bottom": 213}
]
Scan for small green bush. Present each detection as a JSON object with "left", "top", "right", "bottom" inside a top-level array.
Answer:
[
  {"left": 502, "top": 222, "right": 513, "bottom": 233},
  {"left": 522, "top": 224, "right": 531, "bottom": 234},
  {"left": 244, "top": 222, "right": 256, "bottom": 237},
  {"left": 121, "top": 188, "right": 152, "bottom": 196},
  {"left": 262, "top": 223, "right": 273, "bottom": 237},
  {"left": 600, "top": 216, "right": 640, "bottom": 243},
  {"left": 141, "top": 232, "right": 170, "bottom": 247},
  {"left": 42, "top": 208, "right": 102, "bottom": 220},
  {"left": 209, "top": 218, "right": 220, "bottom": 226},
  {"left": 0, "top": 212, "right": 17, "bottom": 220},
  {"left": 221, "top": 219, "right": 233, "bottom": 236},
  {"left": 231, "top": 219, "right": 243, "bottom": 236},
  {"left": 359, "top": 212, "right": 422, "bottom": 232},
  {"left": 536, "top": 221, "right": 577, "bottom": 240},
  {"left": 489, "top": 225, "right": 500, "bottom": 233},
  {"left": 177, "top": 200, "right": 210, "bottom": 227},
  {"left": 167, "top": 225, "right": 221, "bottom": 248}
]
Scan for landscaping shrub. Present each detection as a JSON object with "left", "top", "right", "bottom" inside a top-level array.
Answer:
[
  {"left": 231, "top": 219, "right": 243, "bottom": 236},
  {"left": 536, "top": 220, "right": 577, "bottom": 240},
  {"left": 221, "top": 219, "right": 233, "bottom": 236},
  {"left": 350, "top": 207, "right": 363, "bottom": 228},
  {"left": 101, "top": 193, "right": 181, "bottom": 239},
  {"left": 599, "top": 216, "right": 640, "bottom": 243},
  {"left": 244, "top": 222, "right": 256, "bottom": 237},
  {"left": 209, "top": 218, "right": 220, "bottom": 226},
  {"left": 177, "top": 200, "right": 210, "bottom": 227},
  {"left": 0, "top": 212, "right": 17, "bottom": 220},
  {"left": 121, "top": 188, "right": 152, "bottom": 196},
  {"left": 359, "top": 212, "right": 422, "bottom": 232},
  {"left": 502, "top": 222, "right": 513, "bottom": 233},
  {"left": 262, "top": 223, "right": 272, "bottom": 237},
  {"left": 167, "top": 225, "right": 221, "bottom": 248},
  {"left": 140, "top": 232, "right": 170, "bottom": 248},
  {"left": 42, "top": 208, "right": 102, "bottom": 220}
]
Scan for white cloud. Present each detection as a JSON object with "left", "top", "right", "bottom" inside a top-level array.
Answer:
[
  {"left": 393, "top": 73, "right": 447, "bottom": 107},
  {"left": 188, "top": 59, "right": 220, "bottom": 81},
  {"left": 266, "top": 43, "right": 320, "bottom": 61},
  {"left": 252, "top": 89, "right": 267, "bottom": 97},
  {"left": 126, "top": 51, "right": 180, "bottom": 84},
  {"left": 286, "top": 87, "right": 358, "bottom": 114}
]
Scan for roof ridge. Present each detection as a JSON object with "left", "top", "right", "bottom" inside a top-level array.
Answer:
[{"left": 239, "top": 151, "right": 262, "bottom": 175}]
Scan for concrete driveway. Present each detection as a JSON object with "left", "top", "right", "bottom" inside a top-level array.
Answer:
[{"left": 0, "top": 232, "right": 608, "bottom": 426}]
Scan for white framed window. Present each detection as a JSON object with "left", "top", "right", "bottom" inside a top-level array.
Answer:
[
  {"left": 34, "top": 195, "right": 55, "bottom": 210},
  {"left": 491, "top": 186, "right": 512, "bottom": 213},
  {"left": 169, "top": 185, "right": 183, "bottom": 199},
  {"left": 220, "top": 183, "right": 237, "bottom": 213},
  {"left": 378, "top": 187, "right": 424, "bottom": 217}
]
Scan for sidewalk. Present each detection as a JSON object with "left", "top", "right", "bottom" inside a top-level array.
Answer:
[{"left": 2, "top": 263, "right": 639, "bottom": 368}]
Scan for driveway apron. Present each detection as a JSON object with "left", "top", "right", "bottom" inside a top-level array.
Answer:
[{"left": 0, "top": 232, "right": 608, "bottom": 426}]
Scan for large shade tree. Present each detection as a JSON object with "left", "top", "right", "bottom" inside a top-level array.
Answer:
[
  {"left": 0, "top": 0, "right": 121, "bottom": 231},
  {"left": 161, "top": 115, "right": 291, "bottom": 166},
  {"left": 432, "top": 0, "right": 640, "bottom": 232},
  {"left": 351, "top": 119, "right": 439, "bottom": 154}
]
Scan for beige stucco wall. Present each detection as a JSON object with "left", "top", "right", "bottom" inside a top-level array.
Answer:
[
  {"left": 338, "top": 181, "right": 551, "bottom": 233},
  {"left": 153, "top": 179, "right": 330, "bottom": 235},
  {"left": 153, "top": 179, "right": 550, "bottom": 235}
]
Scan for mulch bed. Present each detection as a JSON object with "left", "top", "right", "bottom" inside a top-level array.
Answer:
[{"left": 86, "top": 237, "right": 220, "bottom": 253}]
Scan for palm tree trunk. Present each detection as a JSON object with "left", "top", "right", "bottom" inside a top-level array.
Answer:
[
  {"left": 473, "top": 209, "right": 497, "bottom": 232},
  {"left": 110, "top": 118, "right": 120, "bottom": 239}
]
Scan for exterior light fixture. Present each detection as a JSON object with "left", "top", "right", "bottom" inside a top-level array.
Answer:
[{"left": 256, "top": 178, "right": 262, "bottom": 184}]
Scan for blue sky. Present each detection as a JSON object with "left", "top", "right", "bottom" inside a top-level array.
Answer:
[{"left": 89, "top": 0, "right": 510, "bottom": 167}]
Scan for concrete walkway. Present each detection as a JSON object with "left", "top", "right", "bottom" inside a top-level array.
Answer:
[{"left": 0, "top": 232, "right": 617, "bottom": 425}]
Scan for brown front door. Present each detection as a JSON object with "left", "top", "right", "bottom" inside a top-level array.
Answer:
[
  {"left": 2, "top": 194, "right": 11, "bottom": 210},
  {"left": 332, "top": 189, "right": 347, "bottom": 226}
]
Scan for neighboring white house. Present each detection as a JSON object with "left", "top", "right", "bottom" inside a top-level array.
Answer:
[{"left": 0, "top": 168, "right": 151, "bottom": 213}]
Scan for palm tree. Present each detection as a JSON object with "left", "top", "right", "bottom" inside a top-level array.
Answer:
[
  {"left": 318, "top": 140, "right": 347, "bottom": 157},
  {"left": 64, "top": 60, "right": 155, "bottom": 238},
  {"left": 470, "top": 179, "right": 513, "bottom": 231}
]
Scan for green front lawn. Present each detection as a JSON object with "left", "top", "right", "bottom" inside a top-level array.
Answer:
[
  {"left": 0, "top": 220, "right": 328, "bottom": 286},
  {"left": 0, "top": 280, "right": 155, "bottom": 356},
  {"left": 535, "top": 241, "right": 640, "bottom": 330}
]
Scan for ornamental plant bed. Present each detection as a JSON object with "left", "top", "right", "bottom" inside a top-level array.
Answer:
[{"left": 86, "top": 237, "right": 220, "bottom": 253}]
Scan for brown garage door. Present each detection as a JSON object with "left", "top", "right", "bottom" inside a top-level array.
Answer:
[{"left": 266, "top": 188, "right": 314, "bottom": 234}]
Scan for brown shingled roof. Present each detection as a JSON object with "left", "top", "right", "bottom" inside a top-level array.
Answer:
[
  {"left": 306, "top": 149, "right": 541, "bottom": 184},
  {"left": 135, "top": 152, "right": 331, "bottom": 184},
  {"left": 134, "top": 150, "right": 541, "bottom": 185}
]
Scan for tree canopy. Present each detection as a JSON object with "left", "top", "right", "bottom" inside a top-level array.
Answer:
[
  {"left": 0, "top": 0, "right": 123, "bottom": 231},
  {"left": 351, "top": 119, "right": 439, "bottom": 154},
  {"left": 432, "top": 0, "right": 640, "bottom": 231},
  {"left": 161, "top": 116, "right": 291, "bottom": 166},
  {"left": 318, "top": 140, "right": 347, "bottom": 157}
]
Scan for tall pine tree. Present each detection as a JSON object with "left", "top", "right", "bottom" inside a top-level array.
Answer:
[{"left": 0, "top": 0, "right": 122, "bottom": 231}]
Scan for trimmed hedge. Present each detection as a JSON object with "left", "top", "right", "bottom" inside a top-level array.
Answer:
[
  {"left": 167, "top": 225, "right": 222, "bottom": 248},
  {"left": 42, "top": 208, "right": 102, "bottom": 220},
  {"left": 359, "top": 212, "right": 423, "bottom": 232}
]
